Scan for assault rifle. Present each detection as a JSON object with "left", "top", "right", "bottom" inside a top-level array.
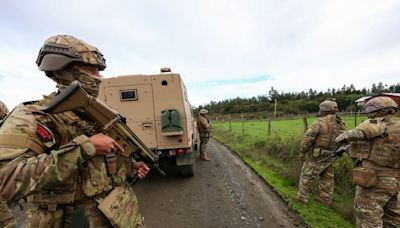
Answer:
[
  {"left": 42, "top": 80, "right": 165, "bottom": 178},
  {"left": 318, "top": 144, "right": 350, "bottom": 163}
]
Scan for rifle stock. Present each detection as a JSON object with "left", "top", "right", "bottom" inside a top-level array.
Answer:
[
  {"left": 318, "top": 144, "right": 350, "bottom": 163},
  {"left": 43, "top": 81, "right": 164, "bottom": 174}
]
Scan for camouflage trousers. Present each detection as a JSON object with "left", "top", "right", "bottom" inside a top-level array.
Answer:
[
  {"left": 199, "top": 135, "right": 210, "bottom": 156},
  {"left": 0, "top": 200, "right": 16, "bottom": 228},
  {"left": 296, "top": 159, "right": 335, "bottom": 203},
  {"left": 354, "top": 175, "right": 400, "bottom": 228}
]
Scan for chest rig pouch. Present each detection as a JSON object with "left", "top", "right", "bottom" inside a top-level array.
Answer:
[
  {"left": 81, "top": 156, "right": 113, "bottom": 197},
  {"left": 349, "top": 141, "right": 371, "bottom": 159},
  {"left": 352, "top": 166, "right": 377, "bottom": 188},
  {"left": 97, "top": 184, "right": 144, "bottom": 227}
]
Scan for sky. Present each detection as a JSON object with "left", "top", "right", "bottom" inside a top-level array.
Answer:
[{"left": 1, "top": 0, "right": 399, "bottom": 109}]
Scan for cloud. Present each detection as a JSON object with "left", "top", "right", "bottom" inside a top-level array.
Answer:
[
  {"left": 0, "top": 0, "right": 400, "bottom": 109},
  {"left": 189, "top": 79, "right": 269, "bottom": 107},
  {"left": 190, "top": 75, "right": 270, "bottom": 88}
]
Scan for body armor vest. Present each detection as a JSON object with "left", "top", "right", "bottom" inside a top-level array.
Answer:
[
  {"left": 369, "top": 117, "right": 400, "bottom": 168},
  {"left": 24, "top": 101, "right": 124, "bottom": 205},
  {"left": 197, "top": 116, "right": 209, "bottom": 135},
  {"left": 351, "top": 116, "right": 400, "bottom": 168},
  {"left": 314, "top": 115, "right": 346, "bottom": 150}
]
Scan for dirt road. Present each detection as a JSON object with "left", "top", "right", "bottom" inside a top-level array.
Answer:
[{"left": 134, "top": 139, "right": 306, "bottom": 228}]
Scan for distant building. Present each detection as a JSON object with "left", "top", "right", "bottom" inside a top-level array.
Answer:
[
  {"left": 355, "top": 96, "right": 371, "bottom": 106},
  {"left": 356, "top": 93, "right": 400, "bottom": 107}
]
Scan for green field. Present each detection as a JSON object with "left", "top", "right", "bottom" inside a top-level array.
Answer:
[
  {"left": 213, "top": 115, "right": 367, "bottom": 140},
  {"left": 211, "top": 115, "right": 367, "bottom": 228}
]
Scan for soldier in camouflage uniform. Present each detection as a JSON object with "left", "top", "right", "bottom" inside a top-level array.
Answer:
[
  {"left": 293, "top": 99, "right": 346, "bottom": 205},
  {"left": 197, "top": 109, "right": 211, "bottom": 161},
  {"left": 0, "top": 101, "right": 17, "bottom": 228},
  {"left": 0, "top": 35, "right": 150, "bottom": 227},
  {"left": 335, "top": 96, "right": 400, "bottom": 227}
]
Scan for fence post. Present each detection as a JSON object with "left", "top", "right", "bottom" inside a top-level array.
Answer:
[
  {"left": 354, "top": 110, "right": 358, "bottom": 127},
  {"left": 303, "top": 116, "right": 308, "bottom": 132},
  {"left": 241, "top": 113, "right": 244, "bottom": 135},
  {"left": 267, "top": 119, "right": 271, "bottom": 136}
]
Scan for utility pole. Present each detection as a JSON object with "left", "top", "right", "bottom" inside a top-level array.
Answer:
[{"left": 274, "top": 99, "right": 277, "bottom": 119}]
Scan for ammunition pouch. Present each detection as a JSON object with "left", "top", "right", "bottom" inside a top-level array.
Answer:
[
  {"left": 352, "top": 167, "right": 377, "bottom": 188},
  {"left": 26, "top": 207, "right": 64, "bottom": 228},
  {"left": 97, "top": 185, "right": 144, "bottom": 227},
  {"left": 312, "top": 148, "right": 320, "bottom": 157},
  {"left": 81, "top": 157, "right": 113, "bottom": 197},
  {"left": 349, "top": 141, "right": 370, "bottom": 159}
]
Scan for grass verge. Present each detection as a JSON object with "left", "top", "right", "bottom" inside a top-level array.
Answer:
[{"left": 213, "top": 128, "right": 355, "bottom": 228}]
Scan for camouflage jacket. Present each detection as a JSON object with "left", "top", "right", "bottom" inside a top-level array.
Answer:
[
  {"left": 343, "top": 115, "right": 400, "bottom": 168},
  {"left": 300, "top": 114, "right": 346, "bottom": 154},
  {"left": 0, "top": 94, "right": 135, "bottom": 203},
  {"left": 197, "top": 115, "right": 210, "bottom": 135}
]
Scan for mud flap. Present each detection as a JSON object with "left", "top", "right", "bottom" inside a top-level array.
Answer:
[{"left": 176, "top": 153, "right": 194, "bottom": 166}]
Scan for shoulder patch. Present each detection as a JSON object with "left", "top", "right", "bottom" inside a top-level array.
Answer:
[{"left": 37, "top": 124, "right": 53, "bottom": 142}]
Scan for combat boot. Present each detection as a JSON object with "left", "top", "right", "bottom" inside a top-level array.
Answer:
[
  {"left": 316, "top": 196, "right": 331, "bottom": 206},
  {"left": 200, "top": 154, "right": 210, "bottom": 161},
  {"left": 292, "top": 195, "right": 308, "bottom": 204}
]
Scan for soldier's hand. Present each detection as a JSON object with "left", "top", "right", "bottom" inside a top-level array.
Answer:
[
  {"left": 335, "top": 132, "right": 348, "bottom": 144},
  {"left": 89, "top": 133, "right": 124, "bottom": 156},
  {"left": 132, "top": 161, "right": 150, "bottom": 179}
]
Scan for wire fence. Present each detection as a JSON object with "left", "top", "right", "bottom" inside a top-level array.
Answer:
[{"left": 210, "top": 112, "right": 372, "bottom": 138}]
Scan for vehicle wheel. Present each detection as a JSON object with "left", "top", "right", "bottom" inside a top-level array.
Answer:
[{"left": 179, "top": 164, "right": 195, "bottom": 177}]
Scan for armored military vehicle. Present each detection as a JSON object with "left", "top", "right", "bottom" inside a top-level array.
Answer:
[{"left": 98, "top": 68, "right": 199, "bottom": 177}]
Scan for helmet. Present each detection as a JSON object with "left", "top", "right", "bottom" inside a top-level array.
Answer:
[
  {"left": 199, "top": 109, "right": 208, "bottom": 115},
  {"left": 319, "top": 100, "right": 338, "bottom": 112},
  {"left": 363, "top": 96, "right": 398, "bottom": 114},
  {"left": 0, "top": 101, "right": 9, "bottom": 119},
  {"left": 36, "top": 35, "right": 106, "bottom": 97},
  {"left": 36, "top": 35, "right": 106, "bottom": 72}
]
